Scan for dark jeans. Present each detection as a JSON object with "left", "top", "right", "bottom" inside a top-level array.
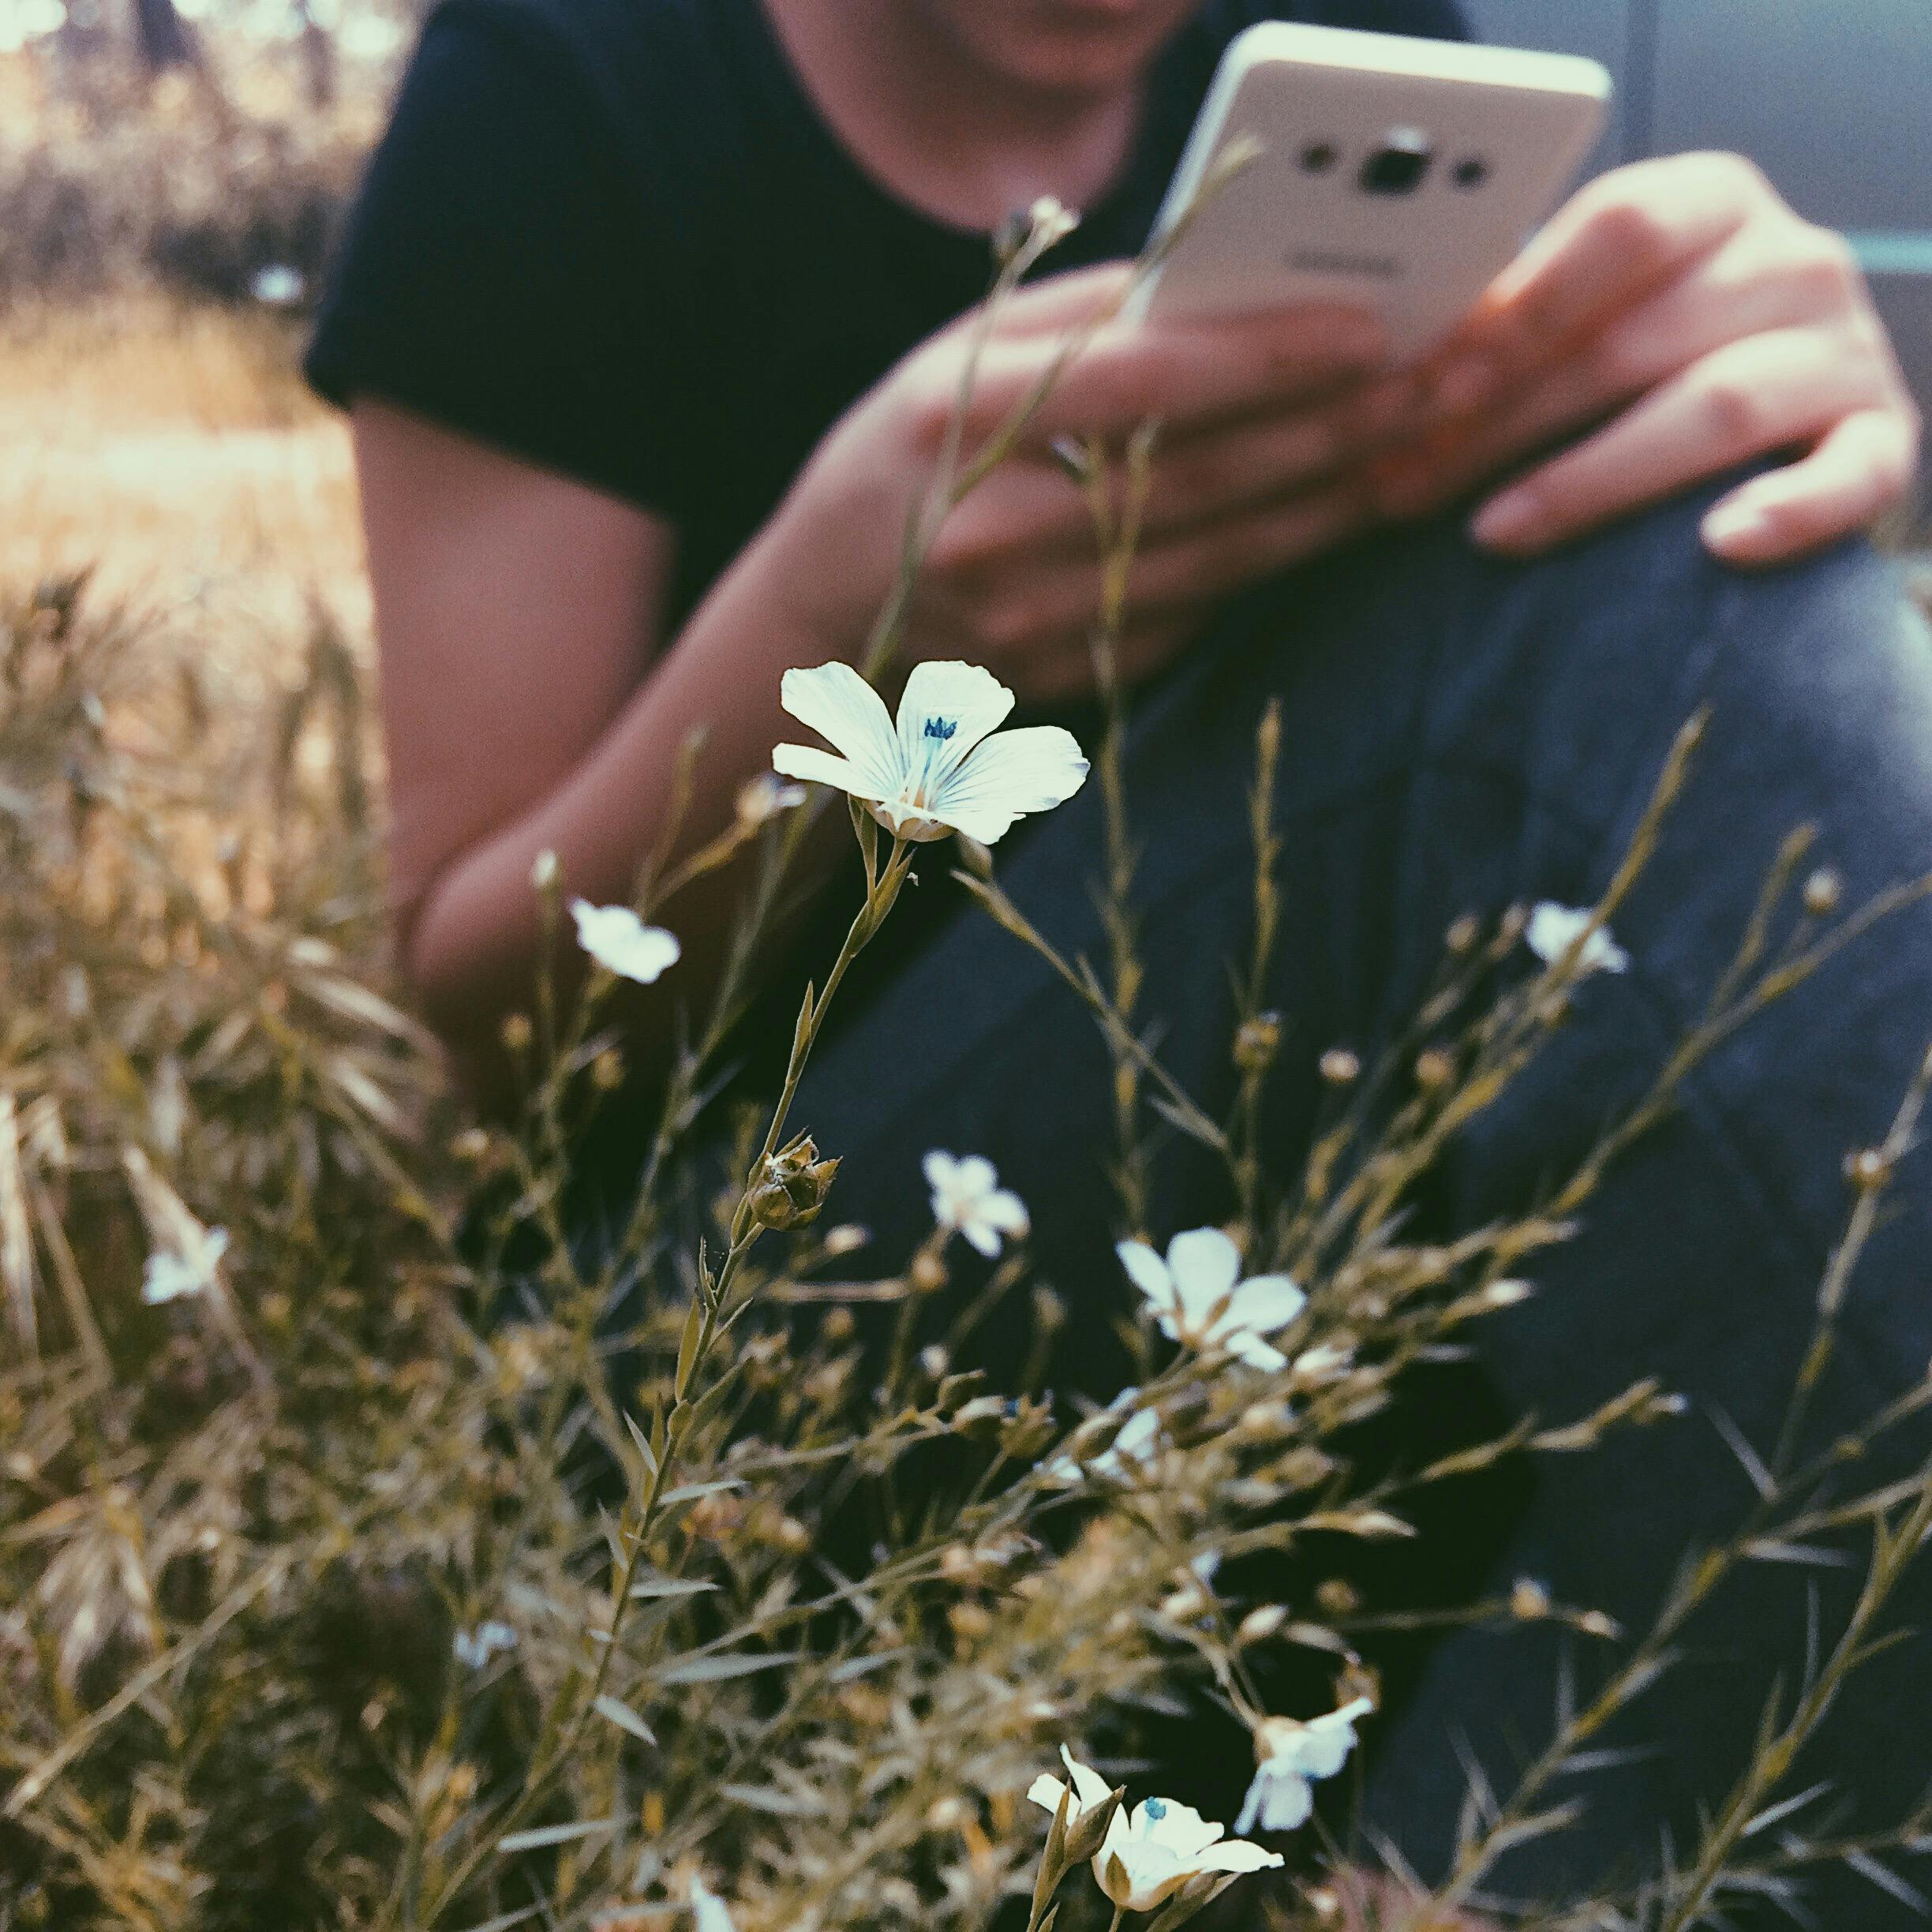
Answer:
[{"left": 774, "top": 473, "right": 1932, "bottom": 1918}]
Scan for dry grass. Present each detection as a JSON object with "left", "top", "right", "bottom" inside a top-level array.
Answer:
[{"left": 0, "top": 296, "right": 368, "bottom": 678}]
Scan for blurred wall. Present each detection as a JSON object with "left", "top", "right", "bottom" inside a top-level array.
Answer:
[{"left": 1466, "top": 0, "right": 1932, "bottom": 433}]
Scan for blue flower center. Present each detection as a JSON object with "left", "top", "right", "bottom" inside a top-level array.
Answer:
[
  {"left": 1144, "top": 1798, "right": 1167, "bottom": 1821},
  {"left": 923, "top": 717, "right": 957, "bottom": 741}
]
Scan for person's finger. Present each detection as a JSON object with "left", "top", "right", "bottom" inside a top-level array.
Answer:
[
  {"left": 1137, "top": 373, "right": 1417, "bottom": 537},
  {"left": 1417, "top": 153, "right": 1765, "bottom": 415},
  {"left": 1466, "top": 326, "right": 1886, "bottom": 554},
  {"left": 1700, "top": 406, "right": 1923, "bottom": 564},
  {"left": 930, "top": 372, "right": 1409, "bottom": 571},
  {"left": 964, "top": 302, "right": 1391, "bottom": 445},
  {"left": 997, "top": 261, "right": 1139, "bottom": 337}
]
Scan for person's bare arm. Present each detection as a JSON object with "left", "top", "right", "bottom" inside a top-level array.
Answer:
[
  {"left": 360, "top": 268, "right": 1413, "bottom": 1103},
  {"left": 357, "top": 400, "right": 832, "bottom": 1099}
]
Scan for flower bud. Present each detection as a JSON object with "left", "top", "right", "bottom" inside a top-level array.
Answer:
[
  {"left": 1414, "top": 1047, "right": 1454, "bottom": 1091},
  {"left": 1845, "top": 1146, "right": 1892, "bottom": 1192},
  {"left": 530, "top": 848, "right": 559, "bottom": 893},
  {"left": 1237, "top": 1604, "right": 1289, "bottom": 1643},
  {"left": 1510, "top": 1576, "right": 1552, "bottom": 1620},
  {"left": 500, "top": 1013, "right": 533, "bottom": 1054},
  {"left": 949, "top": 1599, "right": 992, "bottom": 1641},
  {"left": 1318, "top": 1046, "right": 1361, "bottom": 1086},
  {"left": 590, "top": 1048, "right": 625, "bottom": 1091},
  {"left": 747, "top": 1133, "right": 841, "bottom": 1230},
  {"left": 1483, "top": 1277, "right": 1533, "bottom": 1308},
  {"left": 910, "top": 1249, "right": 949, "bottom": 1294},
  {"left": 821, "top": 1306, "right": 856, "bottom": 1343},
  {"left": 1063, "top": 1787, "right": 1123, "bottom": 1864},
  {"left": 1315, "top": 1578, "right": 1361, "bottom": 1616},
  {"left": 952, "top": 1395, "right": 1013, "bottom": 1439},
  {"left": 1803, "top": 867, "right": 1842, "bottom": 917},
  {"left": 1445, "top": 912, "right": 1481, "bottom": 953},
  {"left": 1234, "top": 1011, "right": 1282, "bottom": 1073}
]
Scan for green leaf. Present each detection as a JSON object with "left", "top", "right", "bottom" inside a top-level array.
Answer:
[
  {"left": 673, "top": 1295, "right": 704, "bottom": 1402},
  {"left": 659, "top": 1479, "right": 743, "bottom": 1506},
  {"left": 592, "top": 1694, "right": 657, "bottom": 1744},
  {"left": 498, "top": 1816, "right": 620, "bottom": 1854},
  {"left": 627, "top": 1574, "right": 719, "bottom": 1601},
  {"left": 657, "top": 1649, "right": 802, "bottom": 1686},
  {"left": 622, "top": 1411, "right": 657, "bottom": 1477}
]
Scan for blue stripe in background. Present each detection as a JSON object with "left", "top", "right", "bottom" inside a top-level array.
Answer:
[{"left": 1848, "top": 234, "right": 1932, "bottom": 275}]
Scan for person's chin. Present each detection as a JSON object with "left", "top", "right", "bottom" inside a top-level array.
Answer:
[{"left": 999, "top": 0, "right": 1185, "bottom": 92}]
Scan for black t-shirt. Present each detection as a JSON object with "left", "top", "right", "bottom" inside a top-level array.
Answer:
[{"left": 306, "top": 0, "right": 1466, "bottom": 627}]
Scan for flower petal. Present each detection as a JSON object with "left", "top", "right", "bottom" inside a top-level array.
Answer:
[
  {"left": 894, "top": 661, "right": 1015, "bottom": 777},
  {"left": 923, "top": 1149, "right": 959, "bottom": 1193},
  {"left": 927, "top": 725, "right": 1090, "bottom": 844},
  {"left": 1132, "top": 1795, "right": 1222, "bottom": 1858},
  {"left": 981, "top": 1187, "right": 1030, "bottom": 1236},
  {"left": 1193, "top": 1839, "right": 1286, "bottom": 1877},
  {"left": 1236, "top": 1765, "right": 1313, "bottom": 1835},
  {"left": 1228, "top": 1332, "right": 1289, "bottom": 1373},
  {"left": 1060, "top": 1744, "right": 1114, "bottom": 1812},
  {"left": 779, "top": 663, "right": 900, "bottom": 795},
  {"left": 772, "top": 743, "right": 890, "bottom": 805},
  {"left": 1026, "top": 1773, "right": 1070, "bottom": 1816},
  {"left": 1117, "top": 1239, "right": 1175, "bottom": 1314},
  {"left": 1225, "top": 1273, "right": 1306, "bottom": 1338},
  {"left": 1164, "top": 1227, "right": 1242, "bottom": 1327}
]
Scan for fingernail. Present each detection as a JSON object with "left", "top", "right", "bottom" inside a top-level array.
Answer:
[
  {"left": 1470, "top": 488, "right": 1539, "bottom": 549},
  {"left": 1702, "top": 500, "right": 1769, "bottom": 551}
]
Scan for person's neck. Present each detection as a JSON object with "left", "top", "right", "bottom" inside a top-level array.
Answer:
[{"left": 761, "top": 0, "right": 1148, "bottom": 232}]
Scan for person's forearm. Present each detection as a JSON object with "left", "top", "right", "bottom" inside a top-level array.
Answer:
[{"left": 405, "top": 523, "right": 843, "bottom": 1099}]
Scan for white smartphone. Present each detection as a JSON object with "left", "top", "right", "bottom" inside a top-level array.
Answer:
[{"left": 1129, "top": 22, "right": 1613, "bottom": 362}]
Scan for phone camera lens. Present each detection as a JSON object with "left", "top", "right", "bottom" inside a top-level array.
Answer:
[
  {"left": 1358, "top": 126, "right": 1432, "bottom": 196},
  {"left": 1452, "top": 157, "right": 1488, "bottom": 189},
  {"left": 1299, "top": 140, "right": 1339, "bottom": 174}
]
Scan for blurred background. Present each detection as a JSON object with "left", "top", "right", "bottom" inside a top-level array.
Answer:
[{"left": 0, "top": 0, "right": 1925, "bottom": 687}]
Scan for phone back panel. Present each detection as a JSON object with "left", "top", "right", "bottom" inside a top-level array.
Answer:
[{"left": 1134, "top": 24, "right": 1612, "bottom": 361}]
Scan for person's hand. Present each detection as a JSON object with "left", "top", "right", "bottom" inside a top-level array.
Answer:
[
  {"left": 762, "top": 263, "right": 1410, "bottom": 703},
  {"left": 1367, "top": 152, "right": 1920, "bottom": 566}
]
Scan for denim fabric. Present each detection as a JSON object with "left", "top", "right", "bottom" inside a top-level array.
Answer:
[{"left": 777, "top": 474, "right": 1932, "bottom": 1919}]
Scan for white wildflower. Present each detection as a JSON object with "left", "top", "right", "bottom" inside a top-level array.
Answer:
[
  {"left": 1043, "top": 1387, "right": 1161, "bottom": 1485},
  {"left": 923, "top": 1150, "right": 1028, "bottom": 1257},
  {"left": 1118, "top": 1227, "right": 1305, "bottom": 1372},
  {"left": 569, "top": 899, "right": 681, "bottom": 984},
  {"left": 688, "top": 1874, "right": 738, "bottom": 1932},
  {"left": 1031, "top": 1747, "right": 1283, "bottom": 1913},
  {"left": 772, "top": 660, "right": 1088, "bottom": 844},
  {"left": 452, "top": 1620, "right": 518, "bottom": 1670},
  {"left": 142, "top": 1225, "right": 230, "bottom": 1306},
  {"left": 1526, "top": 901, "right": 1629, "bottom": 976},
  {"left": 1234, "top": 1698, "right": 1373, "bottom": 1835},
  {"left": 249, "top": 263, "right": 305, "bottom": 307},
  {"left": 736, "top": 770, "right": 807, "bottom": 829}
]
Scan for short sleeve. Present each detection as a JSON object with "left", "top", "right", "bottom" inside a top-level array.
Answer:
[{"left": 305, "top": 1, "right": 691, "bottom": 515}]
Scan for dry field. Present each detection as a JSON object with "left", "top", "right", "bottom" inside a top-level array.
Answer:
[{"left": 1, "top": 298, "right": 369, "bottom": 677}]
